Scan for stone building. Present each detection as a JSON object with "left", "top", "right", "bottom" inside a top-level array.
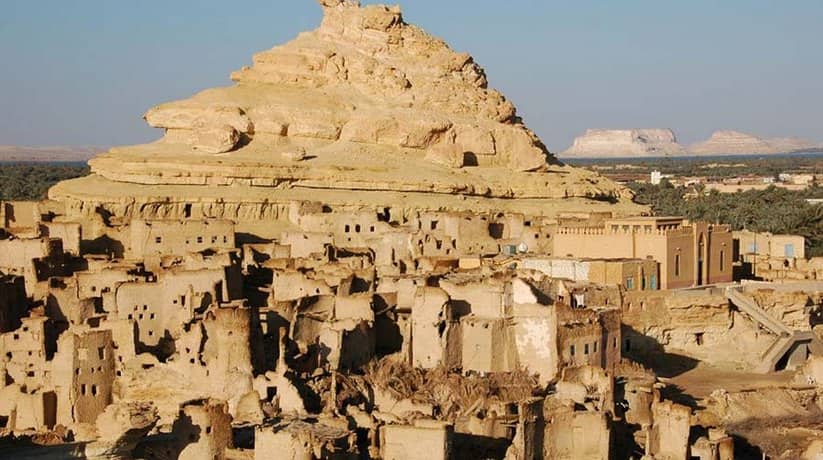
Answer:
[
  {"left": 409, "top": 272, "right": 621, "bottom": 384},
  {"left": 128, "top": 219, "right": 236, "bottom": 259},
  {"left": 40, "top": 221, "right": 82, "bottom": 256},
  {"left": 0, "top": 314, "right": 53, "bottom": 391},
  {"left": 520, "top": 257, "right": 660, "bottom": 291},
  {"left": 381, "top": 420, "right": 453, "bottom": 460},
  {"left": 554, "top": 217, "right": 733, "bottom": 289},
  {"left": 52, "top": 327, "right": 116, "bottom": 425},
  {"left": 0, "top": 201, "right": 41, "bottom": 231},
  {"left": 255, "top": 417, "right": 358, "bottom": 459},
  {"left": 0, "top": 237, "right": 68, "bottom": 296},
  {"left": 734, "top": 230, "right": 806, "bottom": 279}
]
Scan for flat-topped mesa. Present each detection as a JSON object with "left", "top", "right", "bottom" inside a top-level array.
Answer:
[
  {"left": 689, "top": 130, "right": 823, "bottom": 155},
  {"left": 141, "top": 0, "right": 545, "bottom": 172},
  {"left": 562, "top": 129, "right": 685, "bottom": 158},
  {"left": 50, "top": 1, "right": 645, "bottom": 233}
]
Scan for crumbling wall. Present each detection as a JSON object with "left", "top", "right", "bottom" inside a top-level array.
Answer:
[
  {"left": 0, "top": 237, "right": 67, "bottom": 296},
  {"left": 52, "top": 328, "right": 115, "bottom": 425},
  {"left": 622, "top": 289, "right": 776, "bottom": 368},
  {"left": 76, "top": 267, "right": 140, "bottom": 301},
  {"left": 751, "top": 288, "right": 820, "bottom": 331},
  {"left": 504, "top": 397, "right": 545, "bottom": 460},
  {"left": 86, "top": 401, "right": 158, "bottom": 458},
  {"left": 174, "top": 399, "right": 233, "bottom": 460},
  {"left": 1, "top": 201, "right": 40, "bottom": 230},
  {"left": 128, "top": 219, "right": 235, "bottom": 259},
  {"left": 461, "top": 316, "right": 511, "bottom": 373},
  {"left": 543, "top": 407, "right": 610, "bottom": 460},
  {"left": 440, "top": 278, "right": 505, "bottom": 318},
  {"left": 0, "top": 316, "right": 51, "bottom": 390},
  {"left": 381, "top": 419, "right": 453, "bottom": 460},
  {"left": 40, "top": 222, "right": 82, "bottom": 256},
  {"left": 255, "top": 416, "right": 357, "bottom": 459},
  {"left": 411, "top": 287, "right": 454, "bottom": 369},
  {"left": 509, "top": 304, "right": 559, "bottom": 383},
  {"left": 648, "top": 400, "right": 691, "bottom": 460}
]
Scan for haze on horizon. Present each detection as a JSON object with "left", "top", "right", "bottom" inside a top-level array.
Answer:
[{"left": 1, "top": 0, "right": 821, "bottom": 152}]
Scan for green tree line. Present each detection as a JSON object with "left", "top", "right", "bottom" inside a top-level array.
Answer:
[
  {"left": 2, "top": 162, "right": 822, "bottom": 257},
  {"left": 629, "top": 181, "right": 823, "bottom": 256},
  {"left": 0, "top": 163, "right": 89, "bottom": 201}
]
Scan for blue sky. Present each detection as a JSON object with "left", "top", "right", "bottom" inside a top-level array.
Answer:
[{"left": 1, "top": 0, "right": 822, "bottom": 150}]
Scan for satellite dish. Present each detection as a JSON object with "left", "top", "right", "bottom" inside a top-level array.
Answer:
[{"left": 518, "top": 242, "right": 528, "bottom": 253}]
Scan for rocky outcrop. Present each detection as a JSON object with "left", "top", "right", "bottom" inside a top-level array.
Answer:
[
  {"left": 561, "top": 129, "right": 686, "bottom": 158},
  {"left": 49, "top": 0, "right": 644, "bottom": 231},
  {"left": 689, "top": 130, "right": 823, "bottom": 155},
  {"left": 136, "top": 0, "right": 547, "bottom": 171}
]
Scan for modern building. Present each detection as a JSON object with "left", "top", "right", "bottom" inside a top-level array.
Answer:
[
  {"left": 553, "top": 217, "right": 733, "bottom": 289},
  {"left": 520, "top": 257, "right": 660, "bottom": 291},
  {"left": 733, "top": 230, "right": 805, "bottom": 261}
]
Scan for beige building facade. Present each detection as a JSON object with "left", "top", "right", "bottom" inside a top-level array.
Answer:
[
  {"left": 521, "top": 257, "right": 659, "bottom": 291},
  {"left": 553, "top": 217, "right": 733, "bottom": 289},
  {"left": 734, "top": 230, "right": 805, "bottom": 261}
]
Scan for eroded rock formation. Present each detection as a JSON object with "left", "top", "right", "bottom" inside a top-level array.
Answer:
[{"left": 48, "top": 0, "right": 642, "bottom": 237}]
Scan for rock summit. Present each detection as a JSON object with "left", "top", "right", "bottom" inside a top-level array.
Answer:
[{"left": 50, "top": 1, "right": 641, "bottom": 236}]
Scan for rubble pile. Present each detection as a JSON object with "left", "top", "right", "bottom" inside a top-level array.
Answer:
[{"left": 0, "top": 207, "right": 743, "bottom": 459}]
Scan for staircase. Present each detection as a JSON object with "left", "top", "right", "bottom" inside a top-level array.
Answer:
[
  {"left": 725, "top": 288, "right": 791, "bottom": 336},
  {"left": 726, "top": 287, "right": 823, "bottom": 372}
]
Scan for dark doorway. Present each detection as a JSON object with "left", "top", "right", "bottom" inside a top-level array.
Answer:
[
  {"left": 488, "top": 223, "right": 504, "bottom": 239},
  {"left": 463, "top": 152, "right": 479, "bottom": 167}
]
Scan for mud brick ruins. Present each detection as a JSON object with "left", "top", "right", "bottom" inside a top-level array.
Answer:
[{"left": 4, "top": 1, "right": 823, "bottom": 459}]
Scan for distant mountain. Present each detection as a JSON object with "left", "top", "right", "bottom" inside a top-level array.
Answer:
[
  {"left": 559, "top": 129, "right": 823, "bottom": 159},
  {"left": 688, "top": 131, "right": 823, "bottom": 156},
  {"left": 561, "top": 129, "right": 686, "bottom": 158},
  {"left": 0, "top": 145, "right": 104, "bottom": 162}
]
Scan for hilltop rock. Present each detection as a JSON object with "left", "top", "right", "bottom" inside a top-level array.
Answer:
[
  {"left": 689, "top": 130, "right": 822, "bottom": 155},
  {"left": 141, "top": 0, "right": 544, "bottom": 171},
  {"left": 188, "top": 124, "right": 241, "bottom": 154},
  {"left": 562, "top": 129, "right": 686, "bottom": 158},
  {"left": 49, "top": 1, "right": 644, "bottom": 232}
]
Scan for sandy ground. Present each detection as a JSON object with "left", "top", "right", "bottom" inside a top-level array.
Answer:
[{"left": 664, "top": 362, "right": 795, "bottom": 400}]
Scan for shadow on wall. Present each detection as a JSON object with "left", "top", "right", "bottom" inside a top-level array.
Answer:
[
  {"left": 611, "top": 420, "right": 644, "bottom": 460},
  {"left": 659, "top": 383, "right": 703, "bottom": 411},
  {"left": 728, "top": 434, "right": 766, "bottom": 460},
  {"left": 620, "top": 325, "right": 699, "bottom": 379},
  {"left": 80, "top": 235, "right": 125, "bottom": 259},
  {"left": 235, "top": 232, "right": 271, "bottom": 245},
  {"left": 452, "top": 432, "right": 511, "bottom": 460},
  {"left": 137, "top": 329, "right": 177, "bottom": 363},
  {"left": 374, "top": 317, "right": 403, "bottom": 357},
  {"left": 134, "top": 411, "right": 199, "bottom": 459},
  {"left": 733, "top": 261, "right": 758, "bottom": 282},
  {"left": 809, "top": 297, "right": 823, "bottom": 329},
  {"left": 0, "top": 439, "right": 94, "bottom": 458}
]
